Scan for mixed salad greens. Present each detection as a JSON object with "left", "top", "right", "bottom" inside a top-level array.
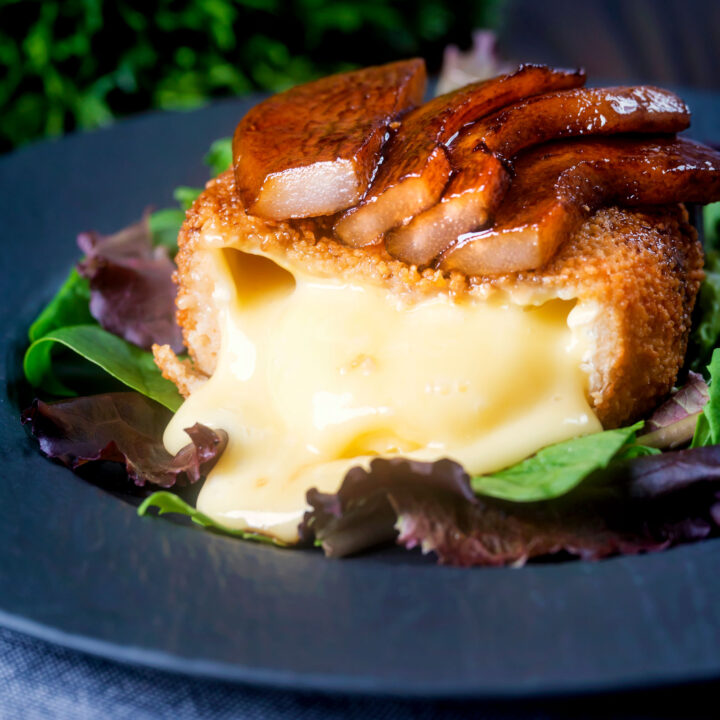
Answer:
[{"left": 20, "top": 136, "right": 720, "bottom": 565}]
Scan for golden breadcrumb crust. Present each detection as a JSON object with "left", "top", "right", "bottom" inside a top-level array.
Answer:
[{"left": 154, "top": 169, "right": 703, "bottom": 429}]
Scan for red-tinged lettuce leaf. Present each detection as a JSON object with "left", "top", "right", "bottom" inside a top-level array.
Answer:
[
  {"left": 622, "top": 444, "right": 720, "bottom": 496},
  {"left": 301, "top": 452, "right": 720, "bottom": 567},
  {"left": 22, "top": 392, "right": 226, "bottom": 488},
  {"left": 645, "top": 372, "right": 709, "bottom": 431},
  {"left": 392, "top": 490, "right": 715, "bottom": 568},
  {"left": 77, "top": 217, "right": 184, "bottom": 353},
  {"left": 636, "top": 371, "right": 709, "bottom": 449},
  {"left": 299, "top": 458, "right": 474, "bottom": 558}
]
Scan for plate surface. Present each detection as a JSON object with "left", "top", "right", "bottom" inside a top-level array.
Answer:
[{"left": 2, "top": 91, "right": 720, "bottom": 699}]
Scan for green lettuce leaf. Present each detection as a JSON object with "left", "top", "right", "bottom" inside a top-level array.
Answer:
[
  {"left": 470, "top": 423, "right": 643, "bottom": 501},
  {"left": 614, "top": 442, "right": 662, "bottom": 460},
  {"left": 24, "top": 325, "right": 182, "bottom": 411},
  {"left": 704, "top": 201, "right": 720, "bottom": 251},
  {"left": 204, "top": 137, "right": 233, "bottom": 176},
  {"left": 166, "top": 137, "right": 232, "bottom": 213},
  {"left": 147, "top": 136, "right": 232, "bottom": 251},
  {"left": 688, "top": 250, "right": 720, "bottom": 373},
  {"left": 691, "top": 349, "right": 720, "bottom": 447},
  {"left": 26, "top": 135, "right": 234, "bottom": 403},
  {"left": 28, "top": 268, "right": 94, "bottom": 342},
  {"left": 173, "top": 185, "right": 203, "bottom": 211},
  {"left": 149, "top": 208, "right": 186, "bottom": 254},
  {"left": 138, "top": 491, "right": 282, "bottom": 545}
]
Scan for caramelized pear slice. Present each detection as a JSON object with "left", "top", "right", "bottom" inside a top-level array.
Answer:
[
  {"left": 473, "top": 85, "right": 689, "bottom": 158},
  {"left": 384, "top": 154, "right": 507, "bottom": 266},
  {"left": 386, "top": 86, "right": 689, "bottom": 266},
  {"left": 334, "top": 64, "right": 586, "bottom": 247},
  {"left": 233, "top": 59, "right": 426, "bottom": 220},
  {"left": 440, "top": 137, "right": 720, "bottom": 276}
]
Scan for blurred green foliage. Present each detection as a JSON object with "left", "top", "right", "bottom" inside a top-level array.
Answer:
[{"left": 0, "top": 0, "right": 503, "bottom": 153}]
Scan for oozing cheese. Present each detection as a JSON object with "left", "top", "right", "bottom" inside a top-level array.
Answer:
[{"left": 164, "top": 248, "right": 601, "bottom": 543}]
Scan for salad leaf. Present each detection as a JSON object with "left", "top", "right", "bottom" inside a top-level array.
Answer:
[
  {"left": 300, "top": 458, "right": 475, "bottom": 558},
  {"left": 28, "top": 268, "right": 94, "bottom": 343},
  {"left": 149, "top": 208, "right": 186, "bottom": 254},
  {"left": 469, "top": 424, "right": 641, "bottom": 501},
  {"left": 29, "top": 132, "right": 230, "bottom": 354},
  {"left": 617, "top": 371, "right": 717, "bottom": 456},
  {"left": 22, "top": 393, "right": 226, "bottom": 488},
  {"left": 204, "top": 137, "right": 233, "bottom": 176},
  {"left": 692, "top": 349, "right": 720, "bottom": 447},
  {"left": 635, "top": 372, "right": 708, "bottom": 450},
  {"left": 24, "top": 133, "right": 236, "bottom": 404},
  {"left": 24, "top": 325, "right": 183, "bottom": 411},
  {"left": 77, "top": 217, "right": 184, "bottom": 353},
  {"left": 688, "top": 250, "right": 720, "bottom": 372},
  {"left": 301, "top": 452, "right": 720, "bottom": 566},
  {"left": 146, "top": 136, "right": 231, "bottom": 251},
  {"left": 393, "top": 471, "right": 719, "bottom": 567},
  {"left": 614, "top": 443, "right": 661, "bottom": 460},
  {"left": 704, "top": 201, "right": 720, "bottom": 251},
  {"left": 644, "top": 372, "right": 709, "bottom": 432},
  {"left": 138, "top": 491, "right": 282, "bottom": 545},
  {"left": 173, "top": 186, "right": 203, "bottom": 211},
  {"left": 624, "top": 444, "right": 720, "bottom": 497}
]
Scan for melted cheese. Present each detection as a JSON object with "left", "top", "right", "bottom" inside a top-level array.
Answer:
[{"left": 164, "top": 248, "right": 601, "bottom": 543}]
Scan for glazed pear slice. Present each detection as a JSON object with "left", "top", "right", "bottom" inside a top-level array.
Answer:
[
  {"left": 439, "top": 137, "right": 720, "bottom": 276},
  {"left": 386, "top": 86, "right": 690, "bottom": 266},
  {"left": 334, "top": 64, "right": 586, "bottom": 247},
  {"left": 232, "top": 59, "right": 426, "bottom": 220}
]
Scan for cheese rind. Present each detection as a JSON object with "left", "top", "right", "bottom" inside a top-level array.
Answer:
[{"left": 163, "top": 247, "right": 600, "bottom": 543}]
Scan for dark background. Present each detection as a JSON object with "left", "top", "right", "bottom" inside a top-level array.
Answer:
[
  {"left": 0, "top": 0, "right": 502, "bottom": 154},
  {"left": 500, "top": 0, "right": 720, "bottom": 89},
  {"left": 1, "top": 0, "right": 718, "bottom": 155}
]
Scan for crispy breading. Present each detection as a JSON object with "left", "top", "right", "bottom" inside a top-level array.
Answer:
[
  {"left": 154, "top": 169, "right": 703, "bottom": 429},
  {"left": 151, "top": 342, "right": 206, "bottom": 397}
]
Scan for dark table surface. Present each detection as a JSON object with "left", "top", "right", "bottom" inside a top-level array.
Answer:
[{"left": 3, "top": 623, "right": 719, "bottom": 720}]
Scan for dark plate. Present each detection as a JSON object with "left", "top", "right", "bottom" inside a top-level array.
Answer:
[{"left": 2, "top": 91, "right": 720, "bottom": 700}]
